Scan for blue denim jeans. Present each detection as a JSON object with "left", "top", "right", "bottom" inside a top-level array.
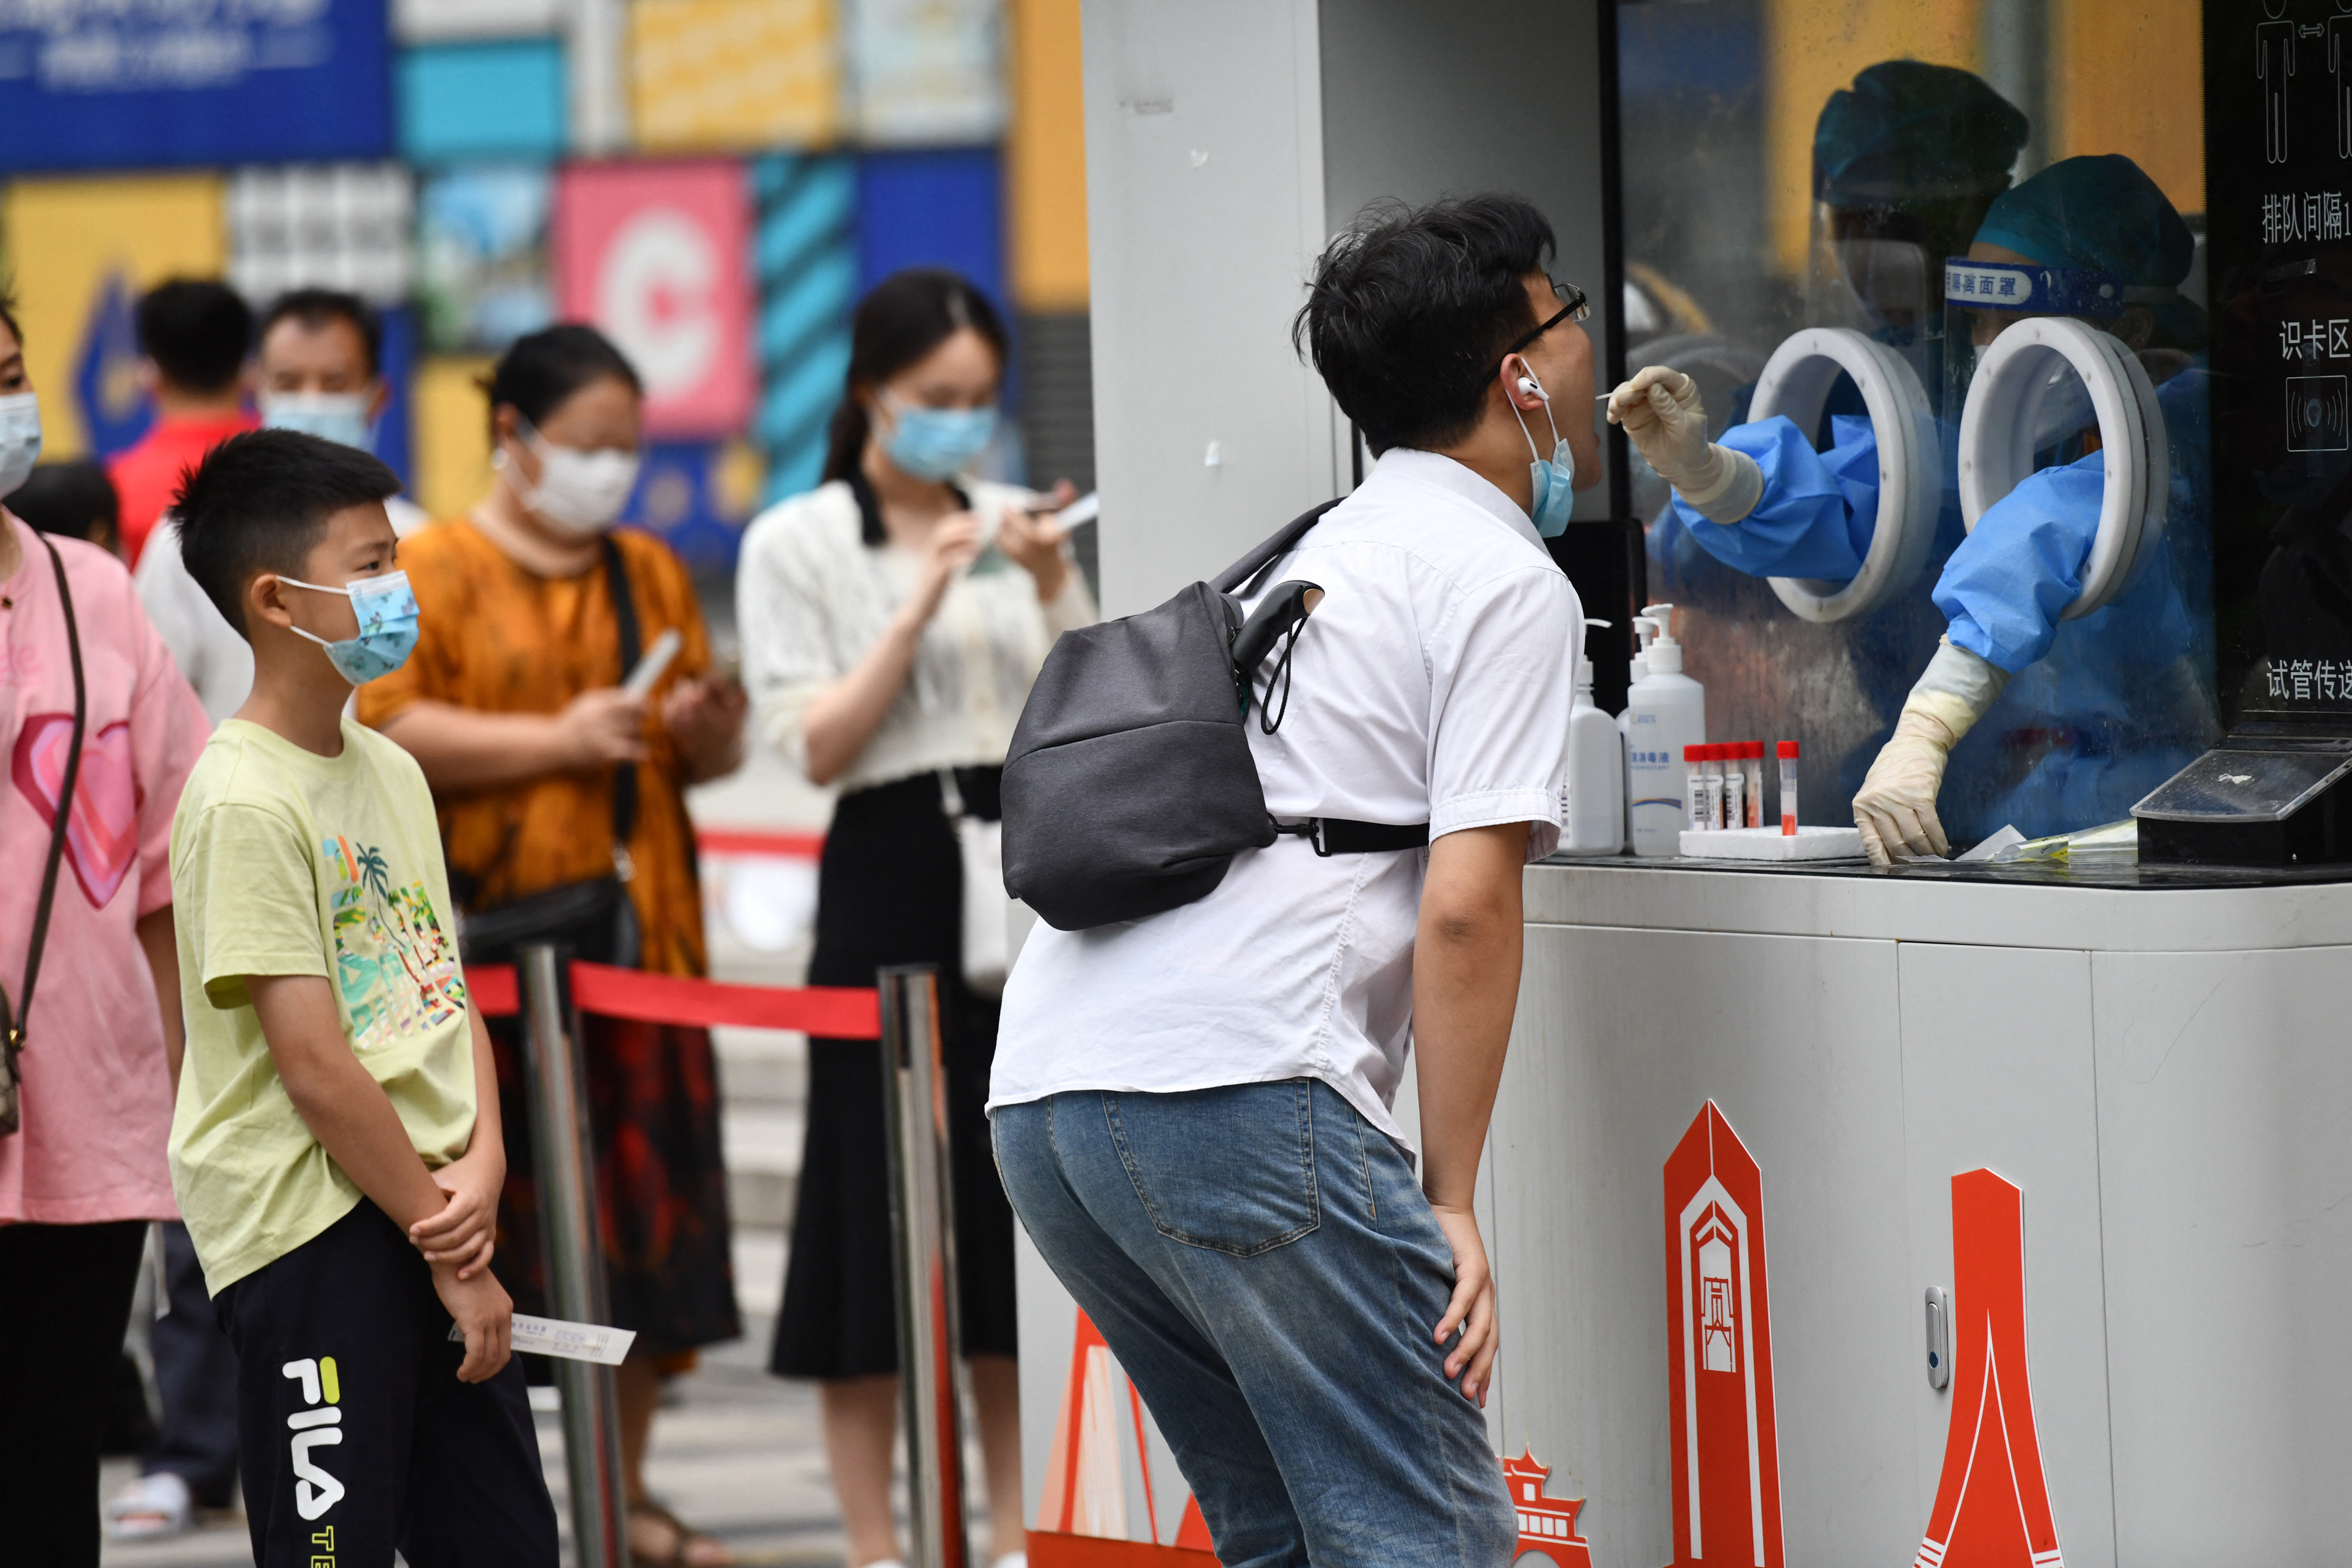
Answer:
[{"left": 991, "top": 1079, "right": 1517, "bottom": 1568}]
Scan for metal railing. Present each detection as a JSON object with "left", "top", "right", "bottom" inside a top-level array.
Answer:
[
  {"left": 519, "top": 944, "right": 630, "bottom": 1568},
  {"left": 506, "top": 949, "right": 965, "bottom": 1567},
  {"left": 878, "top": 965, "right": 970, "bottom": 1568}
]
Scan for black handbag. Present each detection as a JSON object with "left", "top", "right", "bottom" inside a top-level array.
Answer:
[
  {"left": 1001, "top": 502, "right": 1428, "bottom": 932},
  {"left": 0, "top": 533, "right": 87, "bottom": 1136},
  {"left": 455, "top": 534, "right": 644, "bottom": 971}
]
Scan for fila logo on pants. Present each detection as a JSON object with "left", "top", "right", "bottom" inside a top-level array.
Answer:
[{"left": 282, "top": 1356, "right": 346, "bottom": 1520}]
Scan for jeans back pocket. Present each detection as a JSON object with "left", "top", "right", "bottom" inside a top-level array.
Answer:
[{"left": 1103, "top": 1081, "right": 1320, "bottom": 1256}]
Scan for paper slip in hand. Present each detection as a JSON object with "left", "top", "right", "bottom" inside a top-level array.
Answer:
[{"left": 450, "top": 1313, "right": 637, "bottom": 1365}]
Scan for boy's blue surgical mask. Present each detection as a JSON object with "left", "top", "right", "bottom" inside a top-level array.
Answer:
[
  {"left": 881, "top": 392, "right": 997, "bottom": 482},
  {"left": 262, "top": 392, "right": 375, "bottom": 452},
  {"left": 280, "top": 570, "right": 420, "bottom": 684},
  {"left": 1508, "top": 363, "right": 1578, "bottom": 539}
]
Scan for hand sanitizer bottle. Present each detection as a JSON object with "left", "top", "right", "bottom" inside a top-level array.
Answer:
[
  {"left": 1561, "top": 619, "right": 1625, "bottom": 855},
  {"left": 1623, "top": 603, "right": 1706, "bottom": 856},
  {"left": 1618, "top": 620, "right": 1653, "bottom": 848}
]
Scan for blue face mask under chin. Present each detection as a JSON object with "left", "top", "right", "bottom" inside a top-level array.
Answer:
[
  {"left": 1509, "top": 366, "right": 1578, "bottom": 539},
  {"left": 883, "top": 395, "right": 998, "bottom": 482},
  {"left": 280, "top": 570, "right": 421, "bottom": 685}
]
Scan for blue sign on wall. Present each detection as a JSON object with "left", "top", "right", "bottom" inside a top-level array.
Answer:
[
  {"left": 854, "top": 149, "right": 1005, "bottom": 312},
  {"left": 0, "top": 0, "right": 392, "bottom": 172}
]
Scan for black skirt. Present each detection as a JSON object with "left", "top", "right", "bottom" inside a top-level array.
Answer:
[{"left": 769, "top": 767, "right": 1020, "bottom": 1378}]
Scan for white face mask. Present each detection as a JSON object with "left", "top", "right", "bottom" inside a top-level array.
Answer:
[
  {"left": 0, "top": 392, "right": 42, "bottom": 501},
  {"left": 496, "top": 421, "right": 640, "bottom": 537}
]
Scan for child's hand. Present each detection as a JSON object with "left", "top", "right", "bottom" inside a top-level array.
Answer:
[
  {"left": 410, "top": 1150, "right": 501, "bottom": 1279},
  {"left": 434, "top": 1262, "right": 514, "bottom": 1383}
]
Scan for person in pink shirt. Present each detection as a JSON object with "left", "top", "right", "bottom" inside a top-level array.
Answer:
[{"left": 0, "top": 297, "right": 211, "bottom": 1566}]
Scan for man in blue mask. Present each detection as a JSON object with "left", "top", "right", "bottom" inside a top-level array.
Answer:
[
  {"left": 993, "top": 195, "right": 1590, "bottom": 1567},
  {"left": 255, "top": 290, "right": 429, "bottom": 537},
  {"left": 135, "top": 290, "right": 428, "bottom": 729}
]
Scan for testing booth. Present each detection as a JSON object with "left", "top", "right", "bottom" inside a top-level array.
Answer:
[{"left": 1017, "top": 5, "right": 2352, "bottom": 1566}]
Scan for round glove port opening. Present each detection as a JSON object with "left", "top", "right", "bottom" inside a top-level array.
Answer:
[
  {"left": 1745, "top": 327, "right": 1942, "bottom": 624},
  {"left": 1955, "top": 314, "right": 2168, "bottom": 621}
]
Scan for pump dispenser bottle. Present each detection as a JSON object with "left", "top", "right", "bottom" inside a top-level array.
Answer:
[
  {"left": 1561, "top": 619, "right": 1625, "bottom": 855},
  {"left": 1622, "top": 603, "right": 1706, "bottom": 855},
  {"left": 1619, "top": 619, "right": 1655, "bottom": 848}
]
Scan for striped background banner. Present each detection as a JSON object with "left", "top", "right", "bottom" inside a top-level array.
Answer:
[{"left": 751, "top": 153, "right": 857, "bottom": 504}]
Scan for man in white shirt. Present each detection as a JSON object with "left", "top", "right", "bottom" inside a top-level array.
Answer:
[
  {"left": 989, "top": 195, "right": 1593, "bottom": 1566},
  {"left": 136, "top": 287, "right": 425, "bottom": 723}
]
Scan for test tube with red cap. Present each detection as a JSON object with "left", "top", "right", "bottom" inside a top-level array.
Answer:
[
  {"left": 1742, "top": 743, "right": 1765, "bottom": 829},
  {"left": 1684, "top": 744, "right": 1709, "bottom": 831},
  {"left": 1778, "top": 740, "right": 1799, "bottom": 835}
]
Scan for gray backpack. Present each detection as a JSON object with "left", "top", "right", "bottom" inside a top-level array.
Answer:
[{"left": 1003, "top": 502, "right": 1428, "bottom": 931}]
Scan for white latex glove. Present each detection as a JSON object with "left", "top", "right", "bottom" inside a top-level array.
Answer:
[
  {"left": 1853, "top": 638, "right": 2012, "bottom": 867},
  {"left": 1606, "top": 366, "right": 1762, "bottom": 523}
]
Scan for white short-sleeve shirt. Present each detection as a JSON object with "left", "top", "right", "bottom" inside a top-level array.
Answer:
[{"left": 989, "top": 448, "right": 1581, "bottom": 1148}]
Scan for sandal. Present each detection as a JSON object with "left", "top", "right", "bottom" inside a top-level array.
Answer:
[{"left": 627, "top": 1499, "right": 734, "bottom": 1567}]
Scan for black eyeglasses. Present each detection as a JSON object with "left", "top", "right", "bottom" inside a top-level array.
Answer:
[{"left": 1505, "top": 279, "right": 1591, "bottom": 357}]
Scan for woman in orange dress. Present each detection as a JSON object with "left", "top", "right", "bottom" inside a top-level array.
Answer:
[{"left": 357, "top": 325, "right": 746, "bottom": 1567}]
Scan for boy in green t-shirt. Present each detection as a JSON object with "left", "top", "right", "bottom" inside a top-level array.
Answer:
[{"left": 166, "top": 430, "right": 557, "bottom": 1566}]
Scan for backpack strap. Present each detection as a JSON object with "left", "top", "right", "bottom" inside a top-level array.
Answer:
[
  {"left": 6, "top": 531, "right": 85, "bottom": 1056},
  {"left": 1211, "top": 499, "right": 1344, "bottom": 598}
]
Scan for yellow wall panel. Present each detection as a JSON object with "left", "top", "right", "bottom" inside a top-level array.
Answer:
[
  {"left": 1008, "top": 0, "right": 1088, "bottom": 310},
  {"left": 1762, "top": 0, "right": 1980, "bottom": 276},
  {"left": 630, "top": 0, "right": 841, "bottom": 152},
  {"left": 413, "top": 355, "right": 496, "bottom": 523},
  {"left": 0, "top": 175, "right": 226, "bottom": 459},
  {"left": 2050, "top": 0, "right": 2204, "bottom": 220}
]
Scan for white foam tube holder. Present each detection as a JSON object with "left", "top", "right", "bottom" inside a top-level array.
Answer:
[
  {"left": 1746, "top": 327, "right": 1942, "bottom": 624},
  {"left": 1956, "top": 315, "right": 2168, "bottom": 621}
]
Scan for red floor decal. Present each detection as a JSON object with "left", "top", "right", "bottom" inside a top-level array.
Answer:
[
  {"left": 1033, "top": 1309, "right": 1217, "bottom": 1563},
  {"left": 1913, "top": 1170, "right": 2066, "bottom": 1568},
  {"left": 1504, "top": 1449, "right": 1593, "bottom": 1566},
  {"left": 1662, "top": 1101, "right": 1785, "bottom": 1568}
]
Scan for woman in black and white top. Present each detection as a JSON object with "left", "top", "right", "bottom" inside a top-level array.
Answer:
[{"left": 737, "top": 269, "right": 1091, "bottom": 1568}]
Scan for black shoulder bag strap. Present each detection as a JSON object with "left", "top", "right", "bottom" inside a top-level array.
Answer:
[
  {"left": 1218, "top": 499, "right": 1433, "bottom": 860},
  {"left": 1, "top": 533, "right": 87, "bottom": 1135},
  {"left": 600, "top": 534, "right": 642, "bottom": 867},
  {"left": 1212, "top": 499, "right": 1345, "bottom": 599}
]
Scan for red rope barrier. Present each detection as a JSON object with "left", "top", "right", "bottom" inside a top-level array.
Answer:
[
  {"left": 465, "top": 960, "right": 880, "bottom": 1039},
  {"left": 697, "top": 828, "right": 824, "bottom": 858}
]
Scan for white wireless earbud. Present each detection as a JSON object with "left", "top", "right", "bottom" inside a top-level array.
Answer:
[{"left": 1518, "top": 376, "right": 1543, "bottom": 399}]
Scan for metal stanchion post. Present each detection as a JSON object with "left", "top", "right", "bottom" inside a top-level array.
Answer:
[
  {"left": 519, "top": 943, "right": 630, "bottom": 1568},
  {"left": 878, "top": 965, "right": 970, "bottom": 1568}
]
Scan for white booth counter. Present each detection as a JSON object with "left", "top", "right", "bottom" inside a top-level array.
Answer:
[{"left": 1491, "top": 857, "right": 2352, "bottom": 1568}]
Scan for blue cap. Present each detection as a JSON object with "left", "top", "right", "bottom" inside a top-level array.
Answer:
[
  {"left": 1972, "top": 155, "right": 2193, "bottom": 293},
  {"left": 1813, "top": 62, "right": 2030, "bottom": 210}
]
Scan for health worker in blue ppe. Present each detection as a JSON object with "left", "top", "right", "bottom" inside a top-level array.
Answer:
[
  {"left": 1851, "top": 155, "right": 2215, "bottom": 863},
  {"left": 1625, "top": 154, "right": 2213, "bottom": 862},
  {"left": 1619, "top": 61, "right": 2030, "bottom": 574}
]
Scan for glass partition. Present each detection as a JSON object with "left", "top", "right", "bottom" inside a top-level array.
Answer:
[{"left": 1614, "top": 0, "right": 2213, "bottom": 842}]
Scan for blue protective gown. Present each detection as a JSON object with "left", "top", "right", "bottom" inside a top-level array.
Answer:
[
  {"left": 1940, "top": 370, "right": 2216, "bottom": 836},
  {"left": 1657, "top": 370, "right": 2217, "bottom": 840},
  {"left": 1672, "top": 414, "right": 1882, "bottom": 580}
]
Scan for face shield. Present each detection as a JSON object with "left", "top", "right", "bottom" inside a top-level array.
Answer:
[{"left": 1942, "top": 259, "right": 2141, "bottom": 460}]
